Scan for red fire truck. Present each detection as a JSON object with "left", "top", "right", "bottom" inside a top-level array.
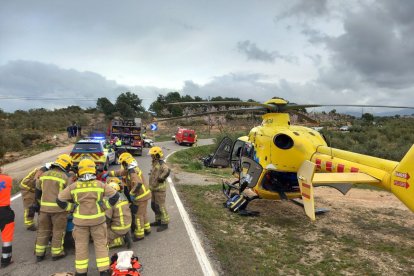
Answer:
[{"left": 109, "top": 118, "right": 143, "bottom": 156}]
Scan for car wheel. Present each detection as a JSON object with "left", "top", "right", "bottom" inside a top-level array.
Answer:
[{"left": 144, "top": 142, "right": 149, "bottom": 148}]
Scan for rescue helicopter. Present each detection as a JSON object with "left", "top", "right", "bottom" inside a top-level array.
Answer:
[{"left": 158, "top": 97, "right": 414, "bottom": 220}]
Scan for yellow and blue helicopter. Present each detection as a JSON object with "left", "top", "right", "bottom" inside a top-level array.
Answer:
[{"left": 162, "top": 97, "right": 414, "bottom": 220}]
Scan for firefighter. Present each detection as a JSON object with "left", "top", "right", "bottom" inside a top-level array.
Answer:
[
  {"left": 0, "top": 167, "right": 14, "bottom": 268},
  {"left": 148, "top": 146, "right": 171, "bottom": 232},
  {"left": 19, "top": 163, "right": 51, "bottom": 231},
  {"left": 106, "top": 152, "right": 151, "bottom": 241},
  {"left": 57, "top": 159, "right": 119, "bottom": 276},
  {"left": 34, "top": 154, "right": 72, "bottom": 262},
  {"left": 105, "top": 180, "right": 132, "bottom": 249}
]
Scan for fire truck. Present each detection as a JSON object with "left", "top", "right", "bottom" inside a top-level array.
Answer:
[{"left": 109, "top": 118, "right": 143, "bottom": 156}]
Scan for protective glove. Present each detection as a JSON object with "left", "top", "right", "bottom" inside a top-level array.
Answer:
[
  {"left": 28, "top": 204, "right": 37, "bottom": 217},
  {"left": 130, "top": 204, "right": 138, "bottom": 214},
  {"left": 98, "top": 200, "right": 105, "bottom": 210}
]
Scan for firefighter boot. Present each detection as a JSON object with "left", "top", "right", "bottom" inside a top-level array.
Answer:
[
  {"left": 157, "top": 224, "right": 168, "bottom": 232},
  {"left": 52, "top": 251, "right": 66, "bottom": 261},
  {"left": 75, "top": 272, "right": 87, "bottom": 276},
  {"left": 27, "top": 225, "right": 37, "bottom": 231},
  {"left": 150, "top": 221, "right": 160, "bottom": 227},
  {"left": 124, "top": 232, "right": 132, "bottom": 249},
  {"left": 36, "top": 255, "right": 45, "bottom": 263},
  {"left": 100, "top": 270, "right": 111, "bottom": 276}
]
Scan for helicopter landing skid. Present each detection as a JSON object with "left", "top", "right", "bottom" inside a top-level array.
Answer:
[{"left": 290, "top": 199, "right": 329, "bottom": 216}]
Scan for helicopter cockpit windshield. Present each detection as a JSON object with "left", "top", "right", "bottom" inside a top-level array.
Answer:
[{"left": 231, "top": 140, "right": 255, "bottom": 174}]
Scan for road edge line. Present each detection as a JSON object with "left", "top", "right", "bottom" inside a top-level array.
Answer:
[
  {"left": 166, "top": 151, "right": 216, "bottom": 276},
  {"left": 11, "top": 193, "right": 21, "bottom": 201}
]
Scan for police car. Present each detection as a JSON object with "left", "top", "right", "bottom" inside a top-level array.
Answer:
[{"left": 70, "top": 137, "right": 116, "bottom": 171}]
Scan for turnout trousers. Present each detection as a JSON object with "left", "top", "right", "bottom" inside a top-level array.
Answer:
[
  {"left": 35, "top": 211, "right": 67, "bottom": 257},
  {"left": 107, "top": 227, "right": 128, "bottom": 248},
  {"left": 151, "top": 191, "right": 169, "bottom": 225},
  {"left": 21, "top": 190, "right": 35, "bottom": 228},
  {"left": 134, "top": 200, "right": 150, "bottom": 239},
  {"left": 73, "top": 223, "right": 109, "bottom": 274},
  {"left": 0, "top": 206, "right": 15, "bottom": 266}
]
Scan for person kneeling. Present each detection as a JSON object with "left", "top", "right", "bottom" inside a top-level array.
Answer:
[{"left": 105, "top": 179, "right": 132, "bottom": 249}]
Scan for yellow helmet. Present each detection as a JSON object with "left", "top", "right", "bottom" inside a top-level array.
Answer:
[
  {"left": 118, "top": 152, "right": 133, "bottom": 164},
  {"left": 54, "top": 154, "right": 73, "bottom": 171},
  {"left": 78, "top": 159, "right": 96, "bottom": 176},
  {"left": 149, "top": 146, "right": 163, "bottom": 158},
  {"left": 108, "top": 181, "right": 120, "bottom": 192},
  {"left": 106, "top": 177, "right": 121, "bottom": 185}
]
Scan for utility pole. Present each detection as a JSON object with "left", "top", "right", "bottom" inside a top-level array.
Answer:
[{"left": 208, "top": 96, "right": 211, "bottom": 136}]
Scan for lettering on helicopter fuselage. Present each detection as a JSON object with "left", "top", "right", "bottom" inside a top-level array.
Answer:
[
  {"left": 393, "top": 180, "right": 410, "bottom": 189},
  {"left": 395, "top": 171, "right": 410, "bottom": 180}
]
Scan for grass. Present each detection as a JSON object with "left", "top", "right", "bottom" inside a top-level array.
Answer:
[
  {"left": 168, "top": 144, "right": 234, "bottom": 178},
  {"left": 12, "top": 179, "right": 20, "bottom": 195},
  {"left": 178, "top": 184, "right": 414, "bottom": 275}
]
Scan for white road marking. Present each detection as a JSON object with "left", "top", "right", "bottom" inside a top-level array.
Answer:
[
  {"left": 11, "top": 193, "right": 21, "bottom": 201},
  {"left": 166, "top": 151, "right": 216, "bottom": 276}
]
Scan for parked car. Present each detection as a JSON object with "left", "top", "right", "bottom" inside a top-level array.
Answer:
[{"left": 143, "top": 138, "right": 154, "bottom": 148}]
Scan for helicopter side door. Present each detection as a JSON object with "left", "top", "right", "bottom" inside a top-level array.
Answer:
[
  {"left": 240, "top": 157, "right": 264, "bottom": 189},
  {"left": 209, "top": 137, "right": 234, "bottom": 167}
]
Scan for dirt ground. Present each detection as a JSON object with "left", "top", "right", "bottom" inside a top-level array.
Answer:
[{"left": 176, "top": 170, "right": 414, "bottom": 275}]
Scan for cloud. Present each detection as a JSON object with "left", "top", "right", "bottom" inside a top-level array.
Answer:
[
  {"left": 298, "top": 0, "right": 414, "bottom": 90},
  {"left": 237, "top": 40, "right": 296, "bottom": 63},
  {"left": 276, "top": 0, "right": 329, "bottom": 21},
  {"left": 0, "top": 60, "right": 162, "bottom": 111}
]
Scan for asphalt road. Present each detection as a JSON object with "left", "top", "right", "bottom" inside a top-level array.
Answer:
[{"left": 2, "top": 139, "right": 215, "bottom": 276}]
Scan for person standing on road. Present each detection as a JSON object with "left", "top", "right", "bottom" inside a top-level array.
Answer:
[
  {"left": 148, "top": 147, "right": 171, "bottom": 232},
  {"left": 106, "top": 152, "right": 152, "bottom": 241},
  {"left": 34, "top": 154, "right": 72, "bottom": 262},
  {"left": 105, "top": 180, "right": 132, "bottom": 249},
  {"left": 57, "top": 159, "right": 119, "bottom": 276},
  {"left": 0, "top": 167, "right": 15, "bottom": 268},
  {"left": 19, "top": 163, "right": 51, "bottom": 231}
]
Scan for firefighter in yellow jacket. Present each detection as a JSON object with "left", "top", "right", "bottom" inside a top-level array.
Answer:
[
  {"left": 57, "top": 159, "right": 119, "bottom": 276},
  {"left": 105, "top": 179, "right": 132, "bottom": 249},
  {"left": 19, "top": 163, "right": 50, "bottom": 231},
  {"left": 149, "top": 147, "right": 171, "bottom": 232},
  {"left": 34, "top": 155, "right": 72, "bottom": 262},
  {"left": 106, "top": 152, "right": 151, "bottom": 241}
]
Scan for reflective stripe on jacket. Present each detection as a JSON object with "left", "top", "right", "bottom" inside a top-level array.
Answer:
[
  {"left": 149, "top": 160, "right": 170, "bottom": 192},
  {"left": 37, "top": 168, "right": 69, "bottom": 213},
  {"left": 110, "top": 167, "right": 151, "bottom": 202},
  {"left": 106, "top": 200, "right": 131, "bottom": 231},
  {"left": 20, "top": 167, "right": 46, "bottom": 192},
  {"left": 58, "top": 179, "right": 117, "bottom": 226}
]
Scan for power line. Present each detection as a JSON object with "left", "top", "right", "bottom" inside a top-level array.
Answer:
[{"left": 0, "top": 96, "right": 153, "bottom": 101}]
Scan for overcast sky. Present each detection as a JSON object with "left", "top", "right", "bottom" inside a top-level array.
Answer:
[{"left": 1, "top": 0, "right": 414, "bottom": 113}]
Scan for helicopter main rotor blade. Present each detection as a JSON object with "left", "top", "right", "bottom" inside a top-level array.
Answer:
[
  {"left": 289, "top": 110, "right": 318, "bottom": 124},
  {"left": 284, "top": 104, "right": 414, "bottom": 110},
  {"left": 154, "top": 107, "right": 267, "bottom": 122},
  {"left": 167, "top": 101, "right": 278, "bottom": 112}
]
